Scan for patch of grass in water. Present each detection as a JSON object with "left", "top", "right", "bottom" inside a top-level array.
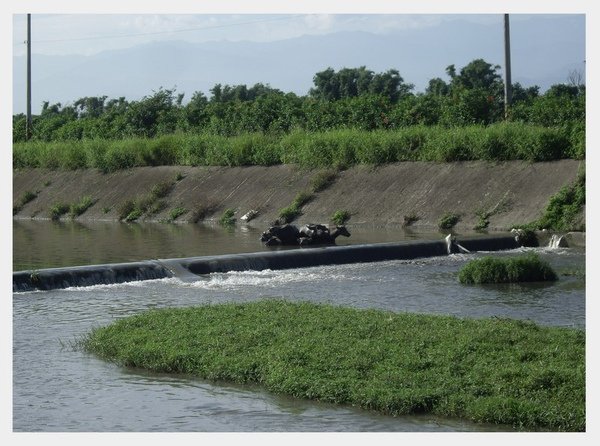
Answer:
[
  {"left": 458, "top": 253, "right": 558, "bottom": 284},
  {"left": 81, "top": 300, "right": 584, "bottom": 431}
]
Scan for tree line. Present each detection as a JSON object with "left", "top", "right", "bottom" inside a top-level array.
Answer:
[{"left": 12, "top": 59, "right": 585, "bottom": 143}]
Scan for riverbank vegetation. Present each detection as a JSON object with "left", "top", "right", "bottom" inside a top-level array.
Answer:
[
  {"left": 12, "top": 123, "right": 581, "bottom": 172},
  {"left": 531, "top": 168, "right": 585, "bottom": 232},
  {"left": 81, "top": 299, "right": 585, "bottom": 431},
  {"left": 14, "top": 60, "right": 585, "bottom": 170},
  {"left": 458, "top": 253, "right": 558, "bottom": 284}
]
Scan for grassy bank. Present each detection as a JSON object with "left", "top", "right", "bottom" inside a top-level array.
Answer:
[
  {"left": 82, "top": 300, "right": 585, "bottom": 431},
  {"left": 13, "top": 123, "right": 579, "bottom": 172}
]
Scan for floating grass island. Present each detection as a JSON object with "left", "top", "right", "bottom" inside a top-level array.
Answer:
[
  {"left": 82, "top": 300, "right": 585, "bottom": 431},
  {"left": 458, "top": 253, "right": 558, "bottom": 284}
]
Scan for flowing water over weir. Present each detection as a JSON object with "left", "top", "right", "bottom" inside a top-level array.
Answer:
[
  {"left": 13, "top": 235, "right": 520, "bottom": 291},
  {"left": 13, "top": 223, "right": 585, "bottom": 432}
]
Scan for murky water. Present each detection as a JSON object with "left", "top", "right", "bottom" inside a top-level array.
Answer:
[
  {"left": 13, "top": 219, "right": 444, "bottom": 271},
  {"left": 12, "top": 221, "right": 585, "bottom": 432}
]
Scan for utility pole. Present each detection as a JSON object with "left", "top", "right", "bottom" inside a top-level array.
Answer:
[
  {"left": 503, "top": 13, "right": 512, "bottom": 120},
  {"left": 26, "top": 13, "right": 32, "bottom": 140}
]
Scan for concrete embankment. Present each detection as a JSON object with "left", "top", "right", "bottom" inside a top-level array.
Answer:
[
  {"left": 13, "top": 160, "right": 584, "bottom": 231},
  {"left": 13, "top": 234, "right": 520, "bottom": 292}
]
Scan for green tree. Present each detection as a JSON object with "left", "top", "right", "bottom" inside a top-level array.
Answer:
[
  {"left": 73, "top": 96, "right": 108, "bottom": 119},
  {"left": 184, "top": 91, "right": 210, "bottom": 130},
  {"left": 310, "top": 67, "right": 412, "bottom": 103},
  {"left": 447, "top": 59, "right": 503, "bottom": 92},
  {"left": 124, "top": 88, "right": 180, "bottom": 137},
  {"left": 425, "top": 77, "right": 450, "bottom": 96}
]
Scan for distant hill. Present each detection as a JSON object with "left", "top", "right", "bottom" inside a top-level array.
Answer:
[{"left": 13, "top": 15, "right": 585, "bottom": 114}]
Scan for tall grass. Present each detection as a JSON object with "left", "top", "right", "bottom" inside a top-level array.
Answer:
[
  {"left": 81, "top": 300, "right": 585, "bottom": 431},
  {"left": 13, "top": 123, "right": 576, "bottom": 172}
]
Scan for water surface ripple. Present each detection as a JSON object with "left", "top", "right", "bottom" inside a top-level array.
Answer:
[{"left": 13, "top": 223, "right": 585, "bottom": 432}]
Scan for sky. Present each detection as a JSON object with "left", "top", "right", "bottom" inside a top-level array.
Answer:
[
  {"left": 7, "top": 0, "right": 593, "bottom": 58},
  {"left": 11, "top": 13, "right": 514, "bottom": 57}
]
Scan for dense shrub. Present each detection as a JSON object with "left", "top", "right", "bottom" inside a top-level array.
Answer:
[{"left": 438, "top": 212, "right": 460, "bottom": 230}]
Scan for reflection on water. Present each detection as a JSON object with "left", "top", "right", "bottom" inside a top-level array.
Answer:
[
  {"left": 12, "top": 219, "right": 444, "bottom": 271},
  {"left": 12, "top": 221, "right": 585, "bottom": 432},
  {"left": 13, "top": 220, "right": 261, "bottom": 270}
]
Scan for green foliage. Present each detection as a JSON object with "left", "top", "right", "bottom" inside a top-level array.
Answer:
[
  {"left": 13, "top": 190, "right": 38, "bottom": 215},
  {"left": 124, "top": 207, "right": 143, "bottom": 222},
  {"left": 474, "top": 210, "right": 491, "bottom": 231},
  {"left": 331, "top": 210, "right": 351, "bottom": 225},
  {"left": 292, "top": 191, "right": 313, "bottom": 208},
  {"left": 438, "top": 212, "right": 460, "bottom": 230},
  {"left": 115, "top": 180, "right": 177, "bottom": 221},
  {"left": 150, "top": 181, "right": 174, "bottom": 200},
  {"left": 310, "top": 66, "right": 413, "bottom": 102},
  {"left": 168, "top": 206, "right": 188, "bottom": 221},
  {"left": 68, "top": 195, "right": 96, "bottom": 218},
  {"left": 49, "top": 202, "right": 69, "bottom": 220},
  {"left": 534, "top": 170, "right": 585, "bottom": 231},
  {"left": 219, "top": 209, "right": 236, "bottom": 226},
  {"left": 117, "top": 200, "right": 135, "bottom": 221},
  {"left": 310, "top": 169, "right": 339, "bottom": 193},
  {"left": 277, "top": 205, "right": 302, "bottom": 224},
  {"left": 12, "top": 59, "right": 584, "bottom": 168},
  {"left": 458, "top": 253, "right": 558, "bottom": 284},
  {"left": 13, "top": 123, "right": 579, "bottom": 171},
  {"left": 81, "top": 300, "right": 585, "bottom": 431},
  {"left": 277, "top": 191, "right": 314, "bottom": 224}
]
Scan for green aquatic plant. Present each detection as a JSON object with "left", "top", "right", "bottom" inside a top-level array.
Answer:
[
  {"left": 81, "top": 300, "right": 585, "bottom": 431},
  {"left": 458, "top": 253, "right": 558, "bottom": 284}
]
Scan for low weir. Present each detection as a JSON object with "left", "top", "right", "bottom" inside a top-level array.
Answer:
[{"left": 13, "top": 235, "right": 521, "bottom": 292}]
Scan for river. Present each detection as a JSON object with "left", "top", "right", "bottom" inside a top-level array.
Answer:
[{"left": 12, "top": 220, "right": 585, "bottom": 432}]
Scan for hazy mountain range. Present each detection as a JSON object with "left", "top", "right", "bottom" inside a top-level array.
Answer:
[{"left": 13, "top": 15, "right": 585, "bottom": 114}]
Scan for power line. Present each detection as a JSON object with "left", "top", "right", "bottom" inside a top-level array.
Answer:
[{"left": 15, "top": 14, "right": 303, "bottom": 45}]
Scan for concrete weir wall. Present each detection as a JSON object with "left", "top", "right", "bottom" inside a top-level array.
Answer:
[{"left": 13, "top": 235, "right": 520, "bottom": 292}]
